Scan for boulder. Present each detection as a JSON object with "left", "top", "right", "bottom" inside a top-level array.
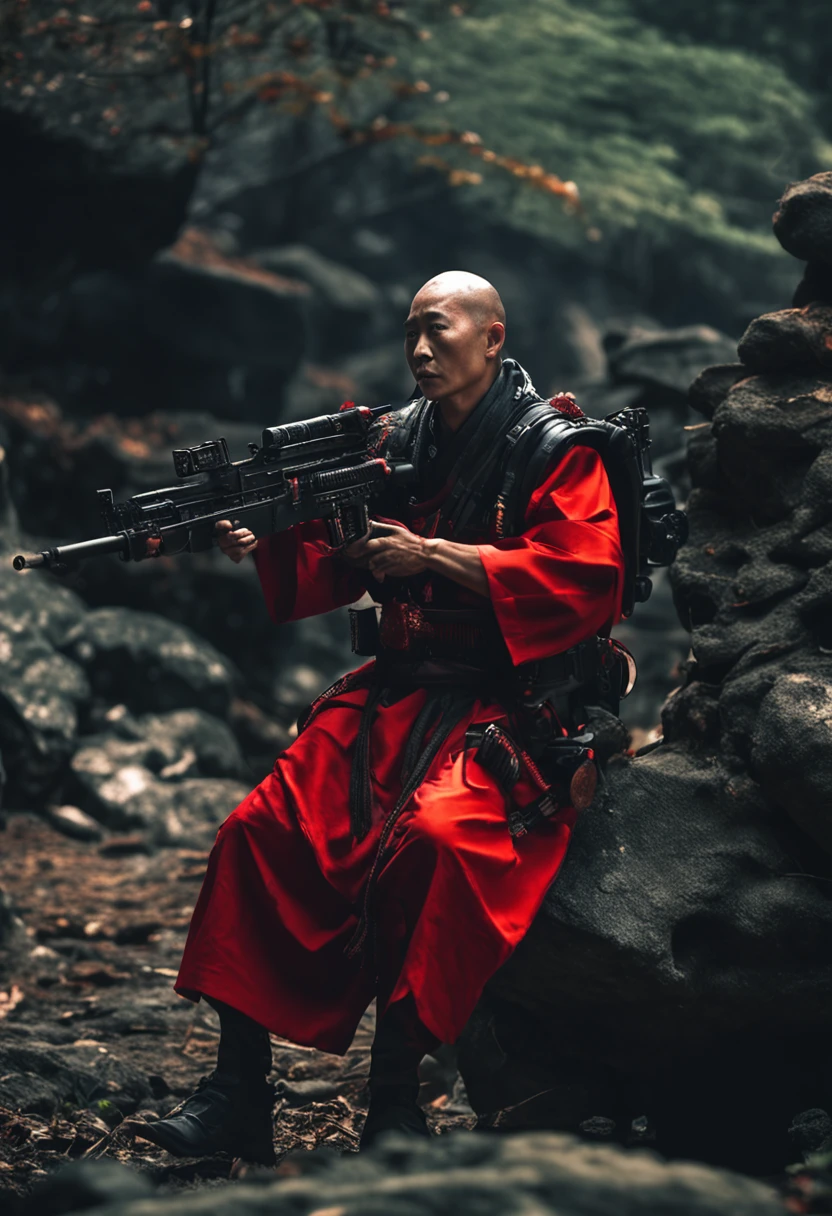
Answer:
[
  {"left": 709, "top": 370, "right": 832, "bottom": 524},
  {"left": 793, "top": 260, "right": 832, "bottom": 308},
  {"left": 688, "top": 363, "right": 748, "bottom": 420},
  {"left": 20, "top": 1130, "right": 782, "bottom": 1216},
  {"left": 0, "top": 13, "right": 197, "bottom": 289},
  {"left": 606, "top": 325, "right": 738, "bottom": 402},
  {"left": 59, "top": 608, "right": 238, "bottom": 720},
  {"left": 228, "top": 698, "right": 292, "bottom": 782},
  {"left": 24, "top": 1161, "right": 154, "bottom": 1216},
  {"left": 254, "top": 244, "right": 384, "bottom": 358},
  {"left": 93, "top": 706, "right": 248, "bottom": 782},
  {"left": 737, "top": 304, "right": 832, "bottom": 373},
  {"left": 751, "top": 672, "right": 832, "bottom": 853},
  {"left": 459, "top": 746, "right": 832, "bottom": 1172},
  {"left": 773, "top": 171, "right": 832, "bottom": 266},
  {"left": 144, "top": 228, "right": 307, "bottom": 376},
  {"left": 0, "top": 566, "right": 89, "bottom": 804},
  {"left": 282, "top": 341, "right": 415, "bottom": 422},
  {"left": 45, "top": 804, "right": 103, "bottom": 843},
  {"left": 68, "top": 712, "right": 249, "bottom": 843}
]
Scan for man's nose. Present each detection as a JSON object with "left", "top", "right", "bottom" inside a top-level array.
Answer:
[{"left": 413, "top": 333, "right": 433, "bottom": 361}]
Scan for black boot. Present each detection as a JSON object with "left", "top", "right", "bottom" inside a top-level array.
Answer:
[
  {"left": 359, "top": 999, "right": 437, "bottom": 1151},
  {"left": 135, "top": 999, "right": 275, "bottom": 1163}
]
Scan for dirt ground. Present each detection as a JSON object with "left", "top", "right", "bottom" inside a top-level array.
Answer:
[{"left": 0, "top": 814, "right": 475, "bottom": 1201}]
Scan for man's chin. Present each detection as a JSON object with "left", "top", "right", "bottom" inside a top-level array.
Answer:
[{"left": 417, "top": 378, "right": 443, "bottom": 399}]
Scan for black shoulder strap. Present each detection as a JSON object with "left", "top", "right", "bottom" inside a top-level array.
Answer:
[{"left": 368, "top": 399, "right": 429, "bottom": 461}]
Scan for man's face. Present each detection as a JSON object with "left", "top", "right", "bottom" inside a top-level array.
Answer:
[{"left": 404, "top": 290, "right": 492, "bottom": 401}]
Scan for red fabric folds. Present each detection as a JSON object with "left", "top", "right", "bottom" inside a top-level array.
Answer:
[
  {"left": 479, "top": 446, "right": 624, "bottom": 664},
  {"left": 175, "top": 442, "right": 625, "bottom": 1052}
]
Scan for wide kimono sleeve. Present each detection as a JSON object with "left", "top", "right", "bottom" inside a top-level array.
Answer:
[
  {"left": 477, "top": 445, "right": 625, "bottom": 666},
  {"left": 253, "top": 519, "right": 367, "bottom": 624}
]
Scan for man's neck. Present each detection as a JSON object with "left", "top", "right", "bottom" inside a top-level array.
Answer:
[{"left": 436, "top": 360, "right": 502, "bottom": 433}]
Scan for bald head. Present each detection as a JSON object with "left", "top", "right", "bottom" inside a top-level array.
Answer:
[
  {"left": 404, "top": 270, "right": 507, "bottom": 425},
  {"left": 413, "top": 270, "right": 506, "bottom": 330}
]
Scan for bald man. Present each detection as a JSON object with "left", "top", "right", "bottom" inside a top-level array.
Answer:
[{"left": 139, "top": 272, "right": 625, "bottom": 1160}]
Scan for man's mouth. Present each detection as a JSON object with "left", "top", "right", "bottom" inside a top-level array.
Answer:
[{"left": 416, "top": 370, "right": 439, "bottom": 380}]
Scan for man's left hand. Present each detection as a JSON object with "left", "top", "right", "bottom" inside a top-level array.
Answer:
[{"left": 344, "top": 521, "right": 428, "bottom": 582}]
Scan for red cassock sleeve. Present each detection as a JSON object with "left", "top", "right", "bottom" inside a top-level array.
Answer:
[
  {"left": 477, "top": 445, "right": 625, "bottom": 666},
  {"left": 253, "top": 520, "right": 367, "bottom": 624}
]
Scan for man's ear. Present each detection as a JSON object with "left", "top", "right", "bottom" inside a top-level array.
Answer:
[{"left": 486, "top": 321, "right": 506, "bottom": 358}]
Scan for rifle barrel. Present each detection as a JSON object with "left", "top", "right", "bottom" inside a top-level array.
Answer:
[{"left": 13, "top": 533, "right": 128, "bottom": 571}]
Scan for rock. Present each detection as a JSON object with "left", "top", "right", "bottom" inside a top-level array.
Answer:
[
  {"left": 793, "top": 260, "right": 832, "bottom": 308},
  {"left": 459, "top": 746, "right": 832, "bottom": 1172},
  {"left": 773, "top": 172, "right": 832, "bottom": 266},
  {"left": 751, "top": 672, "right": 832, "bottom": 853},
  {"left": 24, "top": 1160, "right": 154, "bottom": 1216},
  {"left": 0, "top": 11, "right": 197, "bottom": 287},
  {"left": 59, "top": 609, "right": 238, "bottom": 719},
  {"left": 142, "top": 230, "right": 308, "bottom": 419},
  {"left": 143, "top": 777, "right": 250, "bottom": 848},
  {"left": 606, "top": 325, "right": 738, "bottom": 402},
  {"left": 228, "top": 698, "right": 292, "bottom": 781},
  {"left": 737, "top": 304, "right": 832, "bottom": 373},
  {"left": 583, "top": 705, "right": 629, "bottom": 766},
  {"left": 254, "top": 244, "right": 383, "bottom": 358},
  {"left": 282, "top": 341, "right": 415, "bottom": 423},
  {"left": 69, "top": 732, "right": 248, "bottom": 843},
  {"left": 19, "top": 1130, "right": 781, "bottom": 1216},
  {"left": 789, "top": 1108, "right": 832, "bottom": 1159},
  {"left": 661, "top": 681, "right": 721, "bottom": 745},
  {"left": 0, "top": 1039, "right": 153, "bottom": 1118},
  {"left": 0, "top": 885, "right": 25, "bottom": 949},
  {"left": 688, "top": 364, "right": 748, "bottom": 420},
  {"left": 90, "top": 706, "right": 249, "bottom": 782},
  {"left": 0, "top": 567, "right": 90, "bottom": 805},
  {"left": 709, "top": 370, "right": 832, "bottom": 524},
  {"left": 45, "top": 804, "right": 103, "bottom": 843}
]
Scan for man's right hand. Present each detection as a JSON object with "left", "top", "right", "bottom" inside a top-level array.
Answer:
[{"left": 216, "top": 519, "right": 258, "bottom": 563}]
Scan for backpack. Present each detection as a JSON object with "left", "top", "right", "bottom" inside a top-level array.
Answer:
[{"left": 493, "top": 395, "right": 688, "bottom": 619}]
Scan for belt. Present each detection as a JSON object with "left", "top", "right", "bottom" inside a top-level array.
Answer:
[{"left": 350, "top": 602, "right": 505, "bottom": 661}]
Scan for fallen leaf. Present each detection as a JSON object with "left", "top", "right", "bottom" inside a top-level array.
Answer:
[{"left": 0, "top": 984, "right": 24, "bottom": 1019}]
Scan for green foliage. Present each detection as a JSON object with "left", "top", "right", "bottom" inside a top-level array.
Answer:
[
  {"left": 599, "top": 0, "right": 832, "bottom": 107},
  {"left": 405, "top": 0, "right": 827, "bottom": 260}
]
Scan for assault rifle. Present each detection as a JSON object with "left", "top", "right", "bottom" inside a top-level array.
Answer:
[{"left": 13, "top": 404, "right": 414, "bottom": 574}]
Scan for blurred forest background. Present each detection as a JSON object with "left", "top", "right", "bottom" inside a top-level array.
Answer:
[{"left": 0, "top": 0, "right": 830, "bottom": 748}]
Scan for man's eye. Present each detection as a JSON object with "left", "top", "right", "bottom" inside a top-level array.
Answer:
[{"left": 430, "top": 324, "right": 446, "bottom": 332}]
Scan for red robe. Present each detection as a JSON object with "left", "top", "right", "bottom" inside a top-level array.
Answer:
[{"left": 175, "top": 446, "right": 624, "bottom": 1053}]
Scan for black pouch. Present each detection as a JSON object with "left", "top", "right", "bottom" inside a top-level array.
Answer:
[
  {"left": 349, "top": 605, "right": 380, "bottom": 656},
  {"left": 466, "top": 721, "right": 597, "bottom": 837}
]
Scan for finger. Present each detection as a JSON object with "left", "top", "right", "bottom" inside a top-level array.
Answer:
[
  {"left": 368, "top": 521, "right": 405, "bottom": 537},
  {"left": 215, "top": 519, "right": 234, "bottom": 534},
  {"left": 229, "top": 528, "right": 255, "bottom": 543}
]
